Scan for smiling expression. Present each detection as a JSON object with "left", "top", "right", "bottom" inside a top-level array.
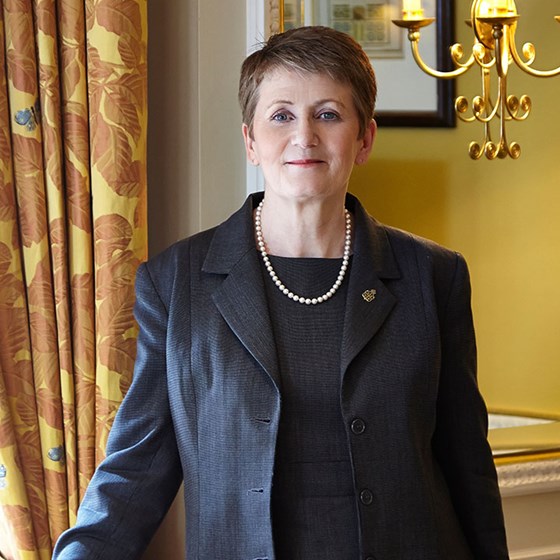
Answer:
[{"left": 242, "top": 69, "right": 375, "bottom": 205}]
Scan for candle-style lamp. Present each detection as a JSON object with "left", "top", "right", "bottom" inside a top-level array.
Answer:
[
  {"left": 393, "top": 0, "right": 560, "bottom": 159},
  {"left": 402, "top": 0, "right": 425, "bottom": 20}
]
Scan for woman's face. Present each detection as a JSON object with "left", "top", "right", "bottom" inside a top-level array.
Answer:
[{"left": 242, "top": 68, "right": 375, "bottom": 205}]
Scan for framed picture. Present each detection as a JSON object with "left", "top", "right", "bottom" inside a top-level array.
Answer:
[{"left": 251, "top": 0, "right": 455, "bottom": 127}]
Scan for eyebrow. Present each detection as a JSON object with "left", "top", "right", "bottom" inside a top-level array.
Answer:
[{"left": 266, "top": 98, "right": 346, "bottom": 108}]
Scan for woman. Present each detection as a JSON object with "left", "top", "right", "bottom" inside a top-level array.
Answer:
[{"left": 54, "top": 26, "right": 509, "bottom": 559}]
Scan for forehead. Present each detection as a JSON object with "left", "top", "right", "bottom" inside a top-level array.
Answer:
[{"left": 256, "top": 68, "right": 354, "bottom": 107}]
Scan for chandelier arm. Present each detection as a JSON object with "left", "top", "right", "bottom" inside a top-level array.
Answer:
[
  {"left": 497, "top": 76, "right": 508, "bottom": 157},
  {"left": 455, "top": 97, "right": 498, "bottom": 124},
  {"left": 507, "top": 111, "right": 529, "bottom": 122},
  {"left": 473, "top": 105, "right": 499, "bottom": 123},
  {"left": 449, "top": 43, "right": 477, "bottom": 69},
  {"left": 509, "top": 27, "right": 560, "bottom": 77},
  {"left": 505, "top": 94, "right": 531, "bottom": 122},
  {"left": 410, "top": 40, "right": 471, "bottom": 79},
  {"left": 469, "top": 118, "right": 497, "bottom": 159},
  {"left": 473, "top": 67, "right": 499, "bottom": 124},
  {"left": 506, "top": 109, "right": 530, "bottom": 122},
  {"left": 468, "top": 141, "right": 485, "bottom": 160},
  {"left": 475, "top": 56, "right": 496, "bottom": 70},
  {"left": 493, "top": 24, "right": 510, "bottom": 79},
  {"left": 495, "top": 72, "right": 521, "bottom": 159},
  {"left": 457, "top": 112, "right": 477, "bottom": 123},
  {"left": 471, "top": 41, "right": 497, "bottom": 70}
]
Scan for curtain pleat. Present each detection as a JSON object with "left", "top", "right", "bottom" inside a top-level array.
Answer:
[
  {"left": 58, "top": 0, "right": 95, "bottom": 506},
  {"left": 86, "top": 0, "right": 147, "bottom": 463}
]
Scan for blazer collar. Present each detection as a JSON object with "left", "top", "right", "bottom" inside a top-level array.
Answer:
[
  {"left": 203, "top": 192, "right": 400, "bottom": 385},
  {"left": 339, "top": 194, "right": 400, "bottom": 374},
  {"left": 345, "top": 193, "right": 400, "bottom": 280},
  {"left": 202, "top": 193, "right": 263, "bottom": 275}
]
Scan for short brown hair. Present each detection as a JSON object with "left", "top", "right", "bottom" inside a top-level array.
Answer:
[{"left": 239, "top": 26, "right": 377, "bottom": 138}]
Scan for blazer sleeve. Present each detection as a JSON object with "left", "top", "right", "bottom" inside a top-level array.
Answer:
[
  {"left": 432, "top": 253, "right": 509, "bottom": 559},
  {"left": 53, "top": 262, "right": 183, "bottom": 560}
]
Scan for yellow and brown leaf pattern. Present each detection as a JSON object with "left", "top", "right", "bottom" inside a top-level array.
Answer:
[{"left": 0, "top": 1, "right": 147, "bottom": 558}]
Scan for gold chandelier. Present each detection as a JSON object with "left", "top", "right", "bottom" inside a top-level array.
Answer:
[{"left": 393, "top": 0, "right": 560, "bottom": 159}]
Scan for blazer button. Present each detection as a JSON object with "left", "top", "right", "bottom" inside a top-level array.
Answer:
[
  {"left": 360, "top": 489, "right": 374, "bottom": 505},
  {"left": 351, "top": 418, "right": 366, "bottom": 434}
]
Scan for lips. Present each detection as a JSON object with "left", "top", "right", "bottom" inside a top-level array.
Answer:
[{"left": 285, "top": 159, "right": 325, "bottom": 166}]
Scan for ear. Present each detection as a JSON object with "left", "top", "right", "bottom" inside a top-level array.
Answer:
[
  {"left": 355, "top": 119, "right": 377, "bottom": 165},
  {"left": 242, "top": 123, "right": 259, "bottom": 166}
]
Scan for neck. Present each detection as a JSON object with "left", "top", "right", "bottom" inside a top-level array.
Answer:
[
  {"left": 254, "top": 199, "right": 352, "bottom": 305},
  {"left": 255, "top": 195, "right": 350, "bottom": 258}
]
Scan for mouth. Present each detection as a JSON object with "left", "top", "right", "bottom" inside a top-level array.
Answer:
[{"left": 285, "top": 159, "right": 325, "bottom": 167}]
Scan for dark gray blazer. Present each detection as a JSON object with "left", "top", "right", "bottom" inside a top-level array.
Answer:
[{"left": 53, "top": 193, "right": 509, "bottom": 560}]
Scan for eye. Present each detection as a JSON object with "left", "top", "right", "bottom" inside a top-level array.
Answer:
[
  {"left": 318, "top": 111, "right": 339, "bottom": 121},
  {"left": 271, "top": 111, "right": 291, "bottom": 122}
]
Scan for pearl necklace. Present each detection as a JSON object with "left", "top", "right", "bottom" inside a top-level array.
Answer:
[{"left": 254, "top": 200, "right": 352, "bottom": 305}]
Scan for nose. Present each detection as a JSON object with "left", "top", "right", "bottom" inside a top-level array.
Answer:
[{"left": 291, "top": 117, "right": 318, "bottom": 148}]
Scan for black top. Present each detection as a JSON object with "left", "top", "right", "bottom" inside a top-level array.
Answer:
[{"left": 262, "top": 255, "right": 359, "bottom": 560}]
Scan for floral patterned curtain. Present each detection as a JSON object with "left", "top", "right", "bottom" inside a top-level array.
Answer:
[{"left": 0, "top": 1, "right": 148, "bottom": 558}]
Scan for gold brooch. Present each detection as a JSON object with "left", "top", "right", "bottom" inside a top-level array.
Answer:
[{"left": 362, "top": 289, "right": 377, "bottom": 302}]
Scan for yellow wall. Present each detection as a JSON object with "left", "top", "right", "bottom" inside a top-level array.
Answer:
[{"left": 350, "top": 0, "right": 560, "bottom": 418}]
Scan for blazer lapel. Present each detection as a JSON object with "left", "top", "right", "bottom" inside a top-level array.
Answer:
[
  {"left": 203, "top": 193, "right": 400, "bottom": 387},
  {"left": 203, "top": 194, "right": 281, "bottom": 390},
  {"left": 340, "top": 195, "right": 400, "bottom": 376}
]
